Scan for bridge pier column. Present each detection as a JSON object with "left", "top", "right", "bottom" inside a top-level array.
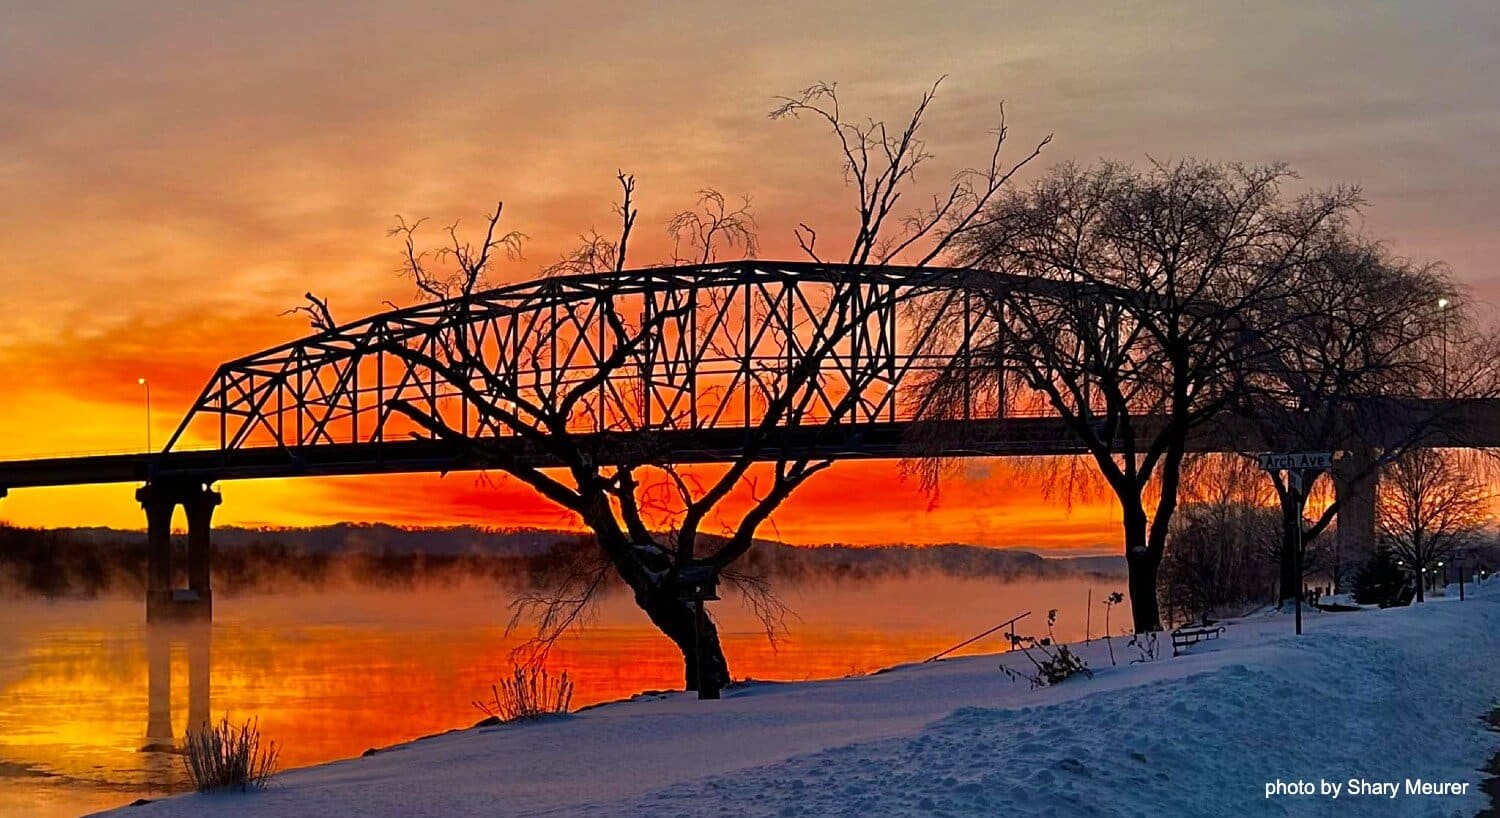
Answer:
[
  {"left": 139, "top": 486, "right": 175, "bottom": 623},
  {"left": 183, "top": 488, "right": 220, "bottom": 614},
  {"left": 137, "top": 480, "right": 219, "bottom": 624},
  {"left": 1333, "top": 448, "right": 1379, "bottom": 591}
]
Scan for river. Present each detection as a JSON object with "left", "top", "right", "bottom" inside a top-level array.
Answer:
[{"left": 0, "top": 575, "right": 1128, "bottom": 817}]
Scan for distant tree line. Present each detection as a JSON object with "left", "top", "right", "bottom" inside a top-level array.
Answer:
[
  {"left": 0, "top": 524, "right": 535, "bottom": 598},
  {"left": 0, "top": 524, "right": 1124, "bottom": 600}
]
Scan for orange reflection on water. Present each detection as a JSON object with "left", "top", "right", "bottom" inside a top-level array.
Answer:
[{"left": 0, "top": 576, "right": 1125, "bottom": 817}]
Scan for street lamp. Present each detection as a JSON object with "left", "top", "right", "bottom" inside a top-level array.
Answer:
[
  {"left": 1437, "top": 297, "right": 1451, "bottom": 397},
  {"left": 137, "top": 377, "right": 152, "bottom": 452}
]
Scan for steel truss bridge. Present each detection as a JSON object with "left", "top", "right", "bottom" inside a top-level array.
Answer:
[
  {"left": 0, "top": 260, "right": 1496, "bottom": 620},
  {"left": 7, "top": 259, "right": 1498, "bottom": 489},
  {"left": 0, "top": 261, "right": 1136, "bottom": 490}
]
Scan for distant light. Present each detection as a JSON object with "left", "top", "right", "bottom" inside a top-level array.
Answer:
[
  {"left": 1438, "top": 297, "right": 1451, "bottom": 310},
  {"left": 137, "top": 377, "right": 147, "bottom": 385}
]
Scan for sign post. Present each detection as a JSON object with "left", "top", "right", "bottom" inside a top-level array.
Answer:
[
  {"left": 1257, "top": 452, "right": 1333, "bottom": 636},
  {"left": 673, "top": 562, "right": 721, "bottom": 700}
]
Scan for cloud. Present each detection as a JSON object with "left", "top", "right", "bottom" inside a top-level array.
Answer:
[{"left": 2, "top": 0, "right": 1497, "bottom": 545}]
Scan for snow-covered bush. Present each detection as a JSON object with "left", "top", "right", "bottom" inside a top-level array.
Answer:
[
  {"left": 474, "top": 665, "right": 575, "bottom": 723},
  {"left": 180, "top": 715, "right": 279, "bottom": 793},
  {"left": 1003, "top": 611, "right": 1094, "bottom": 689},
  {"left": 1032, "top": 644, "right": 1092, "bottom": 686},
  {"left": 1128, "top": 632, "right": 1160, "bottom": 663}
]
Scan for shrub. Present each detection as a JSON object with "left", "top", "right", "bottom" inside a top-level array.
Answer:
[
  {"left": 1032, "top": 643, "right": 1092, "bottom": 686},
  {"left": 1159, "top": 499, "right": 1281, "bottom": 624},
  {"left": 474, "top": 665, "right": 574, "bottom": 723},
  {"left": 1128, "top": 632, "right": 1160, "bottom": 663},
  {"left": 1002, "top": 611, "right": 1094, "bottom": 689},
  {"left": 180, "top": 716, "right": 279, "bottom": 792}
]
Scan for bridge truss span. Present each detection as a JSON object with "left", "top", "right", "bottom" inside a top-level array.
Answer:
[{"left": 164, "top": 261, "right": 1016, "bottom": 465}]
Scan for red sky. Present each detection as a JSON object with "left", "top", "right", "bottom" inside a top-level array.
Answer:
[{"left": 2, "top": 1, "right": 1497, "bottom": 551}]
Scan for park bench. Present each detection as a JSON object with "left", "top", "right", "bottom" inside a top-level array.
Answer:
[{"left": 1170, "top": 625, "right": 1224, "bottom": 656}]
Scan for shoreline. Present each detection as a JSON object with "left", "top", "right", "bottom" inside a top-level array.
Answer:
[{"left": 101, "top": 590, "right": 1500, "bottom": 816}]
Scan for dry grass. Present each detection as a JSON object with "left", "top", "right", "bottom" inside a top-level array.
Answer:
[
  {"left": 180, "top": 715, "right": 279, "bottom": 792},
  {"left": 474, "top": 665, "right": 574, "bottom": 723}
]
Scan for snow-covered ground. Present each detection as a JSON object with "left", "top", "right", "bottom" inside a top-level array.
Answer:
[{"left": 101, "top": 584, "right": 1500, "bottom": 817}]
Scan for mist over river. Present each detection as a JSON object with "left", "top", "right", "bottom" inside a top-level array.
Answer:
[{"left": 0, "top": 575, "right": 1128, "bottom": 817}]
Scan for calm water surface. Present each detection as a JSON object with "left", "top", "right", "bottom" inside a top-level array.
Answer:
[{"left": 0, "top": 576, "right": 1126, "bottom": 817}]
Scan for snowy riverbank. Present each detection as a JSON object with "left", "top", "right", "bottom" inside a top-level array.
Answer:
[{"left": 102, "top": 585, "right": 1500, "bottom": 817}]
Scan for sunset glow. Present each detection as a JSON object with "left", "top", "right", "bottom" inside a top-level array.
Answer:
[{"left": 4, "top": 1, "right": 1498, "bottom": 549}]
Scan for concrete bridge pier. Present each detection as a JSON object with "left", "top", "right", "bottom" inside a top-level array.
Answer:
[
  {"left": 1332, "top": 448, "right": 1379, "bottom": 590},
  {"left": 137, "top": 480, "right": 220, "bottom": 624}
]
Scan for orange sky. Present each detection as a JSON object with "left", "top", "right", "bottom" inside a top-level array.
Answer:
[{"left": 2, "top": 1, "right": 1497, "bottom": 551}]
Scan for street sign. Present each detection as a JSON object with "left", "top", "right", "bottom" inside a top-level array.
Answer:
[
  {"left": 1255, "top": 450, "right": 1334, "bottom": 639},
  {"left": 1257, "top": 451, "right": 1332, "bottom": 471}
]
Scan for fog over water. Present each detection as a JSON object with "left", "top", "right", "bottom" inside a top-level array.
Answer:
[{"left": 0, "top": 573, "right": 1128, "bottom": 817}]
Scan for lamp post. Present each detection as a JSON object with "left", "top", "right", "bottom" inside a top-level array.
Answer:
[
  {"left": 1437, "top": 297, "right": 1451, "bottom": 397},
  {"left": 137, "top": 377, "right": 152, "bottom": 452}
]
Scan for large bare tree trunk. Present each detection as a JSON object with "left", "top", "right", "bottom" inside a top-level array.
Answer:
[
  {"left": 637, "top": 587, "right": 730, "bottom": 696},
  {"left": 1122, "top": 504, "right": 1163, "bottom": 633},
  {"left": 1126, "top": 551, "right": 1163, "bottom": 634},
  {"left": 583, "top": 503, "right": 732, "bottom": 697}
]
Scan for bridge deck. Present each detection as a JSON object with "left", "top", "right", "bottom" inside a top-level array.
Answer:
[
  {"left": 0, "top": 419, "right": 1103, "bottom": 490},
  {"left": 4, "top": 402, "right": 1498, "bottom": 492}
]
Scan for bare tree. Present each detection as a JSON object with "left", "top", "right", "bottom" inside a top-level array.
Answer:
[
  {"left": 667, "top": 190, "right": 758, "bottom": 264},
  {"left": 908, "top": 160, "right": 1359, "bottom": 632},
  {"left": 769, "top": 78, "right": 1049, "bottom": 267},
  {"left": 1238, "top": 232, "right": 1467, "bottom": 602},
  {"left": 297, "top": 79, "right": 1047, "bottom": 696},
  {"left": 1160, "top": 454, "right": 1281, "bottom": 623},
  {"left": 1377, "top": 448, "right": 1491, "bottom": 602}
]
